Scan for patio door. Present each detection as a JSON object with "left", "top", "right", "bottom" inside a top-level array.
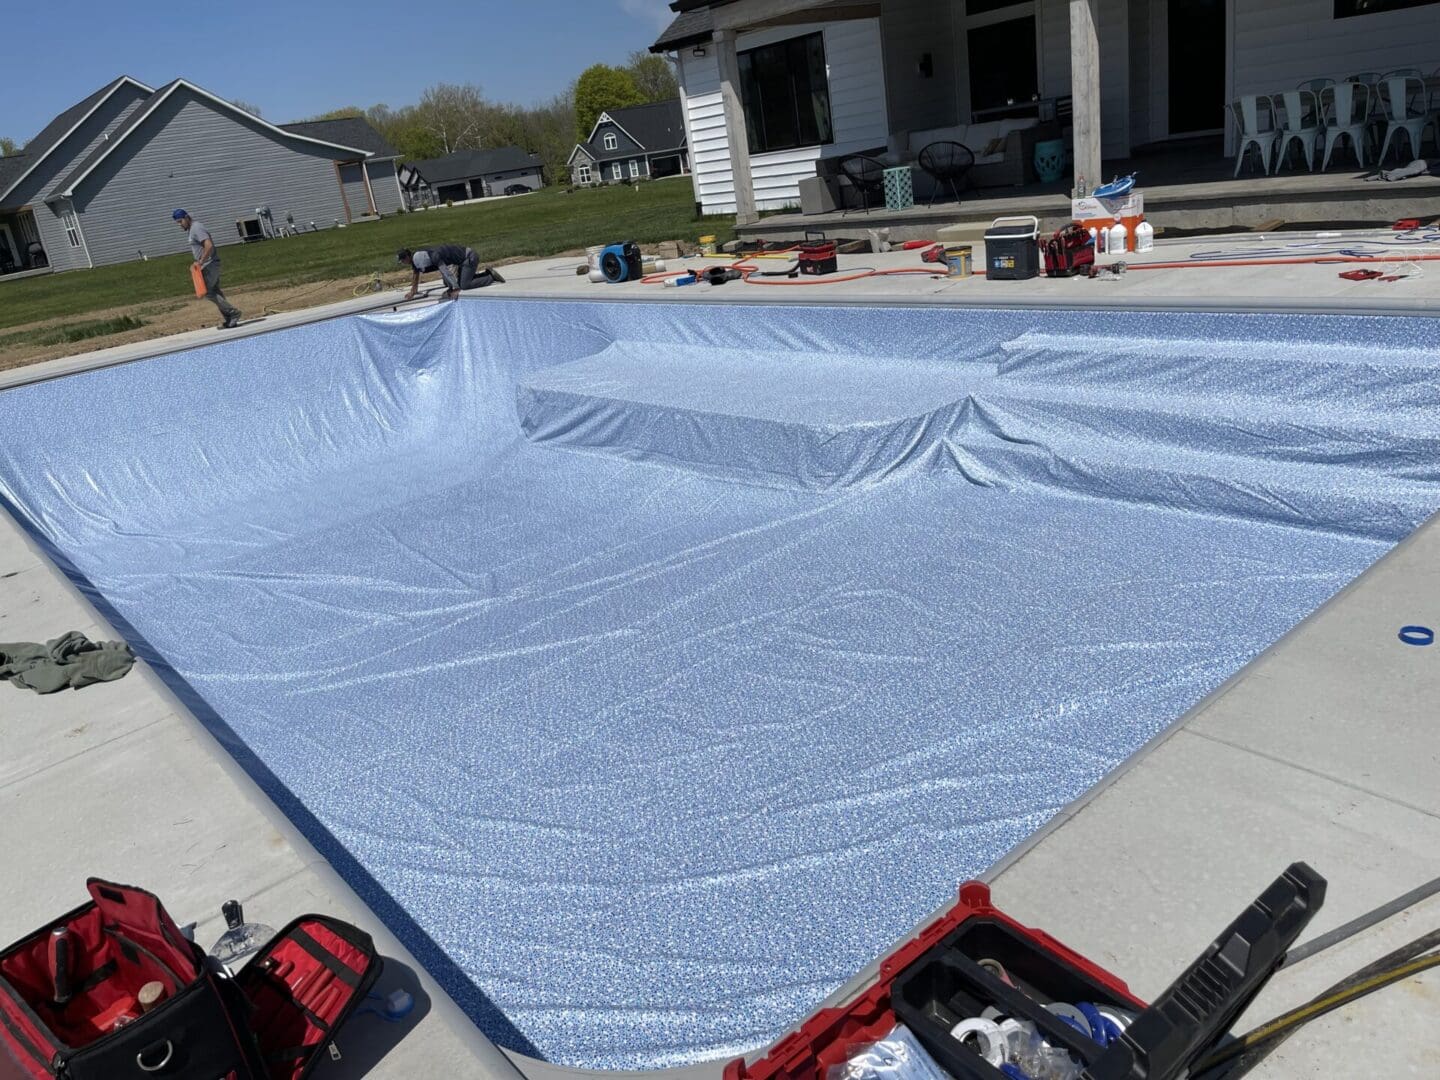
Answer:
[
  {"left": 1167, "top": 0, "right": 1225, "bottom": 134},
  {"left": 962, "top": 0, "right": 1042, "bottom": 119}
]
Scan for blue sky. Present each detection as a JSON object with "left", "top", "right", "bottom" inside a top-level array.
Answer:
[{"left": 4, "top": 0, "right": 677, "bottom": 143}]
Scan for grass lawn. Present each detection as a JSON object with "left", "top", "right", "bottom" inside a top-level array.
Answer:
[{"left": 0, "top": 179, "right": 734, "bottom": 331}]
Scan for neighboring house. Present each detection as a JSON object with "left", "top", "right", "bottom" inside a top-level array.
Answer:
[
  {"left": 405, "top": 148, "right": 545, "bottom": 204},
  {"left": 567, "top": 100, "right": 689, "bottom": 187},
  {"left": 0, "top": 76, "right": 403, "bottom": 274},
  {"left": 654, "top": 0, "right": 1440, "bottom": 220}
]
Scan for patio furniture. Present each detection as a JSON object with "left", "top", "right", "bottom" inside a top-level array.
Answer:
[
  {"left": 1033, "top": 138, "right": 1066, "bottom": 183},
  {"left": 1320, "top": 82, "right": 1371, "bottom": 169},
  {"left": 1376, "top": 76, "right": 1435, "bottom": 164},
  {"left": 839, "top": 155, "right": 886, "bottom": 214},
  {"left": 1229, "top": 95, "right": 1280, "bottom": 176},
  {"left": 901, "top": 120, "right": 1039, "bottom": 188},
  {"left": 1297, "top": 77, "right": 1335, "bottom": 94},
  {"left": 882, "top": 165, "right": 915, "bottom": 211},
  {"left": 1274, "top": 89, "right": 1323, "bottom": 172},
  {"left": 917, "top": 141, "right": 976, "bottom": 207},
  {"left": 1381, "top": 68, "right": 1422, "bottom": 80},
  {"left": 1348, "top": 71, "right": 1381, "bottom": 85}
]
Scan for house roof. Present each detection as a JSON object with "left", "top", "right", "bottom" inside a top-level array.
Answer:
[
  {"left": 651, "top": 7, "right": 715, "bottom": 51},
  {"left": 280, "top": 118, "right": 398, "bottom": 159},
  {"left": 593, "top": 100, "right": 687, "bottom": 161},
  {"left": 0, "top": 76, "right": 154, "bottom": 206},
  {"left": 54, "top": 79, "right": 374, "bottom": 198},
  {"left": 407, "top": 147, "right": 542, "bottom": 185},
  {"left": 0, "top": 154, "right": 32, "bottom": 193}
]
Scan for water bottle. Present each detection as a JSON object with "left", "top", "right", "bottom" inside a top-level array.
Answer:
[{"left": 210, "top": 900, "right": 276, "bottom": 975}]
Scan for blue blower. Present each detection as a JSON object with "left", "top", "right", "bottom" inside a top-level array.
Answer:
[{"left": 598, "top": 242, "right": 644, "bottom": 283}]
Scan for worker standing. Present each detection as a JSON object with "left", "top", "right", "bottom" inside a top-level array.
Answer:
[
  {"left": 398, "top": 244, "right": 504, "bottom": 301},
  {"left": 173, "top": 209, "right": 242, "bottom": 328}
]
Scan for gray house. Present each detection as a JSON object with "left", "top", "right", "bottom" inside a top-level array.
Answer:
[
  {"left": 0, "top": 76, "right": 403, "bottom": 274},
  {"left": 568, "top": 100, "right": 689, "bottom": 187},
  {"left": 405, "top": 147, "right": 545, "bottom": 204}
]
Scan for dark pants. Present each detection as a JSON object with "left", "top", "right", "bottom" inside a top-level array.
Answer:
[
  {"left": 442, "top": 249, "right": 494, "bottom": 292},
  {"left": 201, "top": 261, "right": 240, "bottom": 321}
]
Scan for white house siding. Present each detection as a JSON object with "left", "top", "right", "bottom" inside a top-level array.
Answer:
[
  {"left": 882, "top": 0, "right": 960, "bottom": 132},
  {"left": 70, "top": 89, "right": 352, "bottom": 267},
  {"left": 678, "top": 18, "right": 888, "bottom": 214},
  {"left": 366, "top": 161, "right": 404, "bottom": 214},
  {"left": 1230, "top": 0, "right": 1440, "bottom": 97}
]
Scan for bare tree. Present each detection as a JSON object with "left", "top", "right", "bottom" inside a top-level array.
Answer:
[
  {"left": 231, "top": 99, "right": 263, "bottom": 118},
  {"left": 414, "top": 83, "right": 488, "bottom": 154},
  {"left": 626, "top": 51, "right": 679, "bottom": 102}
]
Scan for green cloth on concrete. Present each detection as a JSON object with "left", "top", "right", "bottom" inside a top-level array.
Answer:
[{"left": 0, "top": 632, "right": 135, "bottom": 694}]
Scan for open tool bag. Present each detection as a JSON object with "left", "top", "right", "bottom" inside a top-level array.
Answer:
[{"left": 0, "top": 880, "right": 379, "bottom": 1080}]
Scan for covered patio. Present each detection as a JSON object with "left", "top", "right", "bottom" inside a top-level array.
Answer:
[
  {"left": 659, "top": 0, "right": 1440, "bottom": 225},
  {"left": 0, "top": 207, "right": 51, "bottom": 277}
]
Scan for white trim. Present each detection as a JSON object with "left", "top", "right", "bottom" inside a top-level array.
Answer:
[
  {"left": 57, "top": 198, "right": 94, "bottom": 269},
  {"left": 564, "top": 143, "right": 595, "bottom": 166},
  {"left": 0, "top": 76, "right": 154, "bottom": 205},
  {"left": 581, "top": 110, "right": 645, "bottom": 150},
  {"left": 604, "top": 131, "right": 619, "bottom": 150},
  {"left": 393, "top": 166, "right": 406, "bottom": 209},
  {"left": 611, "top": 161, "right": 624, "bottom": 181},
  {"left": 60, "top": 78, "right": 374, "bottom": 197},
  {"left": 361, "top": 160, "right": 377, "bottom": 214},
  {"left": 576, "top": 162, "right": 593, "bottom": 184},
  {"left": 628, "top": 158, "right": 640, "bottom": 178}
]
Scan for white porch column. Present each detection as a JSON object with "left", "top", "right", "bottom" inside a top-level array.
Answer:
[
  {"left": 1069, "top": 0, "right": 1102, "bottom": 196},
  {"left": 714, "top": 28, "right": 758, "bottom": 225}
]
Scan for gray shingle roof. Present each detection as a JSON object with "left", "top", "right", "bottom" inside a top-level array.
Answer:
[
  {"left": 408, "top": 147, "right": 543, "bottom": 185},
  {"left": 651, "top": 8, "right": 715, "bottom": 52},
  {"left": 52, "top": 80, "right": 182, "bottom": 199},
  {"left": 21, "top": 77, "right": 132, "bottom": 161},
  {"left": 0, "top": 154, "right": 32, "bottom": 198},
  {"left": 280, "top": 118, "right": 398, "bottom": 158},
  {"left": 587, "top": 100, "right": 686, "bottom": 161}
]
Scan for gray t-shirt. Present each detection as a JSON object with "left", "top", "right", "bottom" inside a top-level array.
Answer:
[{"left": 188, "top": 221, "right": 217, "bottom": 265}]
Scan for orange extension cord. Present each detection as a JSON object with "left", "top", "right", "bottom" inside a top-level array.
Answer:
[{"left": 637, "top": 250, "right": 1440, "bottom": 287}]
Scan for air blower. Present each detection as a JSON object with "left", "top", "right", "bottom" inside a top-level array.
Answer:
[{"left": 597, "top": 242, "right": 644, "bottom": 283}]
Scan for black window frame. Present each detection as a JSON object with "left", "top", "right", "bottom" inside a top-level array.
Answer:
[
  {"left": 737, "top": 31, "right": 835, "bottom": 155},
  {"left": 1334, "top": 0, "right": 1439, "bottom": 16}
]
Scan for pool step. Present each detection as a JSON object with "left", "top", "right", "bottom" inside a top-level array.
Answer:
[
  {"left": 998, "top": 332, "right": 1440, "bottom": 406},
  {"left": 964, "top": 396, "right": 1438, "bottom": 540},
  {"left": 516, "top": 343, "right": 979, "bottom": 491}
]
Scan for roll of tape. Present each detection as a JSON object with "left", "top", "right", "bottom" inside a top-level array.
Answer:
[{"left": 950, "top": 1018, "right": 1006, "bottom": 1066}]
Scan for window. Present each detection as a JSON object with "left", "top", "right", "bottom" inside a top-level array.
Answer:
[
  {"left": 629, "top": 159, "right": 640, "bottom": 178},
  {"left": 737, "top": 31, "right": 833, "bottom": 154},
  {"left": 612, "top": 162, "right": 623, "bottom": 181},
  {"left": 603, "top": 131, "right": 618, "bottom": 150},
  {"left": 577, "top": 162, "right": 592, "bottom": 184},
  {"left": 60, "top": 204, "right": 81, "bottom": 248},
  {"left": 1335, "top": 0, "right": 1438, "bottom": 14},
  {"left": 967, "top": 16, "right": 1039, "bottom": 114}
]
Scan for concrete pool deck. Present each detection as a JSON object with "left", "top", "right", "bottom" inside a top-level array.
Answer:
[{"left": 2, "top": 234, "right": 1437, "bottom": 1077}]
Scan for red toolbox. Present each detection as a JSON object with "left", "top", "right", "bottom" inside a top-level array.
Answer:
[{"left": 724, "top": 864, "right": 1324, "bottom": 1080}]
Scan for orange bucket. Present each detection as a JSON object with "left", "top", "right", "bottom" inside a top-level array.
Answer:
[{"left": 190, "top": 262, "right": 206, "bottom": 298}]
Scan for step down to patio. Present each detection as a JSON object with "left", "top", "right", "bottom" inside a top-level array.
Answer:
[{"left": 515, "top": 342, "right": 983, "bottom": 491}]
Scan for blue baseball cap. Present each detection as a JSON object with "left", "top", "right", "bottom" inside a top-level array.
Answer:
[{"left": 172, "top": 208, "right": 188, "bottom": 220}]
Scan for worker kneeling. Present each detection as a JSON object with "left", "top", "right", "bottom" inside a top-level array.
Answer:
[{"left": 399, "top": 245, "right": 505, "bottom": 301}]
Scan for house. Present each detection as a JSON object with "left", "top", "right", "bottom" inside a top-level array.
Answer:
[
  {"left": 652, "top": 0, "right": 1440, "bottom": 221},
  {"left": 567, "top": 100, "right": 689, "bottom": 186},
  {"left": 0, "top": 76, "right": 404, "bottom": 274},
  {"left": 405, "top": 148, "right": 545, "bottom": 204}
]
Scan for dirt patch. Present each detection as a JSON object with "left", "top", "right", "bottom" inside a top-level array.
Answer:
[{"left": 0, "top": 271, "right": 413, "bottom": 372}]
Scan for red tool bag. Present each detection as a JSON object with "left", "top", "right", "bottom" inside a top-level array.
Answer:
[
  {"left": 0, "top": 880, "right": 379, "bottom": 1080},
  {"left": 1042, "top": 224, "right": 1095, "bottom": 278}
]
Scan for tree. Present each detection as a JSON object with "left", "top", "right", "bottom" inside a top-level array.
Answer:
[
  {"left": 626, "top": 52, "right": 679, "bottom": 103},
  {"left": 0, "top": 137, "right": 17, "bottom": 157},
  {"left": 231, "top": 99, "right": 262, "bottom": 118},
  {"left": 573, "top": 64, "right": 644, "bottom": 139},
  {"left": 305, "top": 106, "right": 365, "bottom": 121},
  {"left": 413, "top": 83, "right": 488, "bottom": 154}
]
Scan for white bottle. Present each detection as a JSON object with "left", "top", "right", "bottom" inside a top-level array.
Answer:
[
  {"left": 1107, "top": 220, "right": 1128, "bottom": 254},
  {"left": 1134, "top": 220, "right": 1154, "bottom": 253}
]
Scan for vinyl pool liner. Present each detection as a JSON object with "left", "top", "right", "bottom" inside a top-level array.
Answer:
[{"left": 0, "top": 301, "right": 1436, "bottom": 1069}]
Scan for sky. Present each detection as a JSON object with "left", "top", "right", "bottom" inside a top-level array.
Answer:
[{"left": 2, "top": 0, "right": 679, "bottom": 144}]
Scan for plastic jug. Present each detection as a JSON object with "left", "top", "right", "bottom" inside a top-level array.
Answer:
[
  {"left": 1106, "top": 220, "right": 1128, "bottom": 254},
  {"left": 1134, "top": 220, "right": 1154, "bottom": 253}
]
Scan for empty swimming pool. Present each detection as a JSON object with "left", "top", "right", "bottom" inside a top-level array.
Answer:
[{"left": 1, "top": 300, "right": 1436, "bottom": 1069}]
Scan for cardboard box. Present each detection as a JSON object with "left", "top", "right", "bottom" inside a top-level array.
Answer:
[{"left": 1072, "top": 191, "right": 1143, "bottom": 220}]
